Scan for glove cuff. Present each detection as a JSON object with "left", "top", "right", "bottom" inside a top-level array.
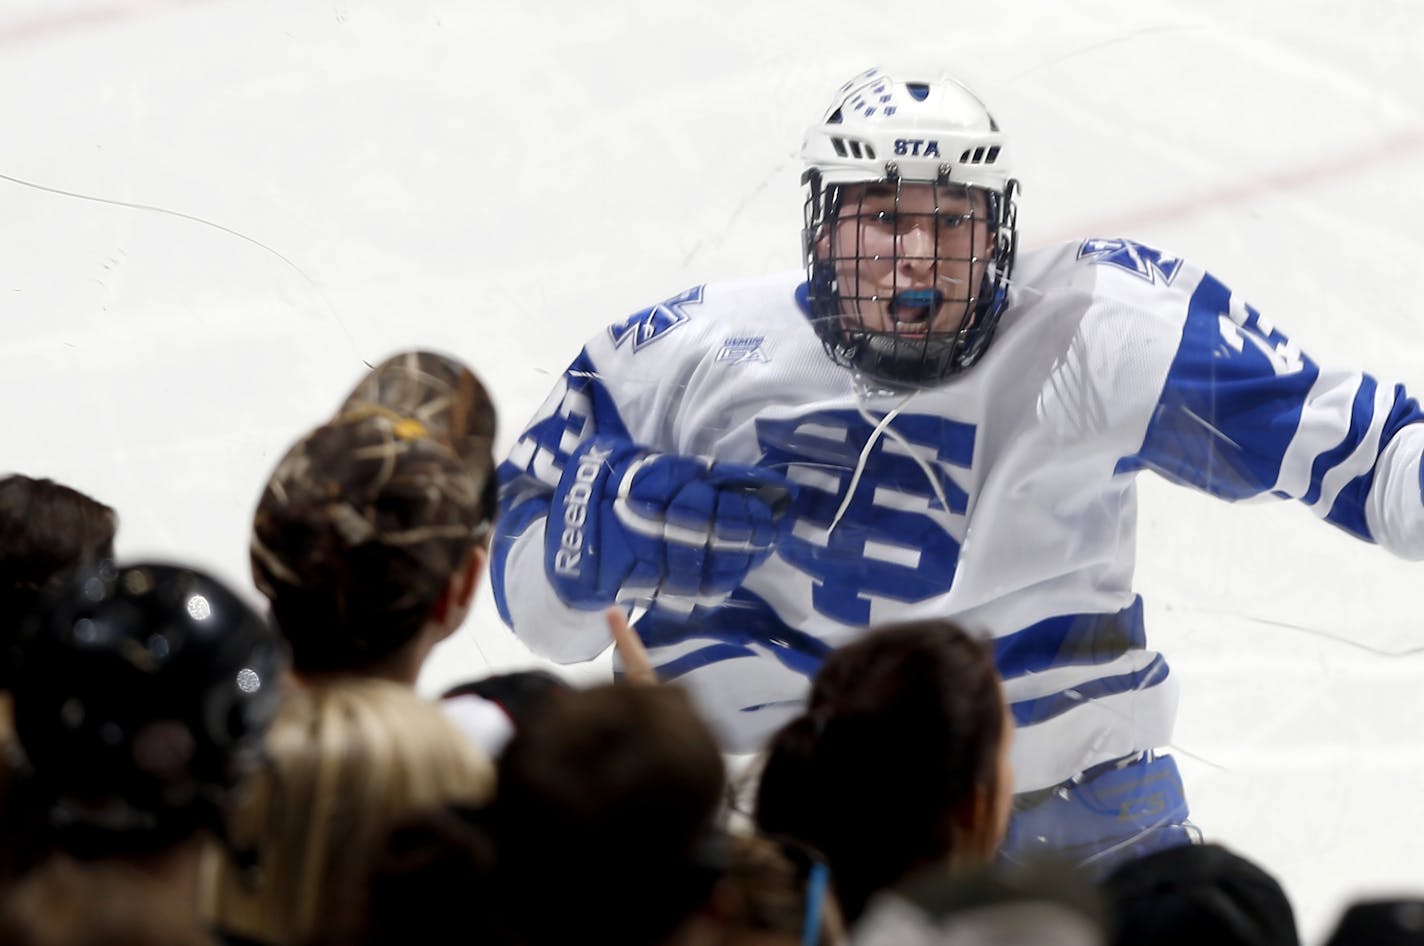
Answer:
[{"left": 545, "top": 438, "right": 645, "bottom": 609}]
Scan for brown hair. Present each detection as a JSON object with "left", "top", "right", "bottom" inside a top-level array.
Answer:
[
  {"left": 250, "top": 412, "right": 484, "bottom": 672},
  {"left": 491, "top": 684, "right": 727, "bottom": 946},
  {"left": 251, "top": 351, "right": 498, "bottom": 675},
  {"left": 709, "top": 833, "right": 846, "bottom": 945},
  {"left": 0, "top": 475, "right": 116, "bottom": 645},
  {"left": 347, "top": 804, "right": 501, "bottom": 946},
  {"left": 755, "top": 619, "right": 1007, "bottom": 923}
]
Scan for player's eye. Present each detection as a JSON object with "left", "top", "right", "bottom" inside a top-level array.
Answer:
[{"left": 938, "top": 212, "right": 973, "bottom": 230}]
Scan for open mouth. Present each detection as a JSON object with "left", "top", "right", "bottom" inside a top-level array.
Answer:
[{"left": 889, "top": 289, "right": 943, "bottom": 330}]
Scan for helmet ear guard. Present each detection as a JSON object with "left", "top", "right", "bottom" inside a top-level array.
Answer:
[{"left": 800, "top": 67, "right": 1020, "bottom": 389}]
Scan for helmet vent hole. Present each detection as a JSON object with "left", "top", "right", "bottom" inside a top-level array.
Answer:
[
  {"left": 906, "top": 82, "right": 930, "bottom": 101},
  {"left": 832, "top": 139, "right": 874, "bottom": 160},
  {"left": 959, "top": 146, "right": 1001, "bottom": 165},
  {"left": 828, "top": 108, "right": 844, "bottom": 124}
]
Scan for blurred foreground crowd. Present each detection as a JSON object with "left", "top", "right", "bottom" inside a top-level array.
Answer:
[{"left": 0, "top": 350, "right": 1416, "bottom": 946}]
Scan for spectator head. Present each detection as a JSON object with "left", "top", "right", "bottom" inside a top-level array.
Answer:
[
  {"left": 1324, "top": 899, "right": 1424, "bottom": 946},
  {"left": 10, "top": 561, "right": 285, "bottom": 860},
  {"left": 700, "top": 832, "right": 846, "bottom": 946},
  {"left": 442, "top": 668, "right": 571, "bottom": 729},
  {"left": 250, "top": 409, "right": 488, "bottom": 679},
  {"left": 755, "top": 619, "right": 1010, "bottom": 923},
  {"left": 353, "top": 804, "right": 501, "bottom": 946},
  {"left": 206, "top": 678, "right": 495, "bottom": 945},
  {"left": 852, "top": 859, "right": 1105, "bottom": 946},
  {"left": 0, "top": 475, "right": 116, "bottom": 690},
  {"left": 1102, "top": 842, "right": 1298, "bottom": 946},
  {"left": 0, "top": 856, "right": 219, "bottom": 946},
  {"left": 491, "top": 683, "right": 727, "bottom": 946}
]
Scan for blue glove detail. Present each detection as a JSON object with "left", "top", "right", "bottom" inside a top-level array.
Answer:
[{"left": 545, "top": 437, "right": 794, "bottom": 610}]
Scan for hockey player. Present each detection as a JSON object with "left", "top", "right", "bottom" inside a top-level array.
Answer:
[{"left": 491, "top": 66, "right": 1424, "bottom": 869}]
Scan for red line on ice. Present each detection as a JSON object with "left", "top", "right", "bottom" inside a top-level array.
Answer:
[
  {"left": 1047, "top": 127, "right": 1424, "bottom": 243},
  {"left": 0, "top": 1, "right": 197, "bottom": 47}
]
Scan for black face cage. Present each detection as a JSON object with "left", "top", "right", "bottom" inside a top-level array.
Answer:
[{"left": 802, "top": 168, "right": 1019, "bottom": 389}]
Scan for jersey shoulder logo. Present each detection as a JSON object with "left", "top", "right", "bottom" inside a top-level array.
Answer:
[
  {"left": 609, "top": 285, "right": 705, "bottom": 352},
  {"left": 1077, "top": 238, "right": 1183, "bottom": 285},
  {"left": 717, "top": 335, "right": 768, "bottom": 365}
]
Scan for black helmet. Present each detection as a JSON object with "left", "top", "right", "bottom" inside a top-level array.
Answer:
[{"left": 11, "top": 561, "right": 287, "bottom": 852}]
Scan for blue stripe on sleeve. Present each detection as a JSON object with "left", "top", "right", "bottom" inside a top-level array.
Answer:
[
  {"left": 489, "top": 481, "right": 553, "bottom": 626},
  {"left": 489, "top": 528, "right": 517, "bottom": 626},
  {"left": 491, "top": 348, "right": 634, "bottom": 626},
  {"left": 1302, "top": 375, "right": 1376, "bottom": 507},
  {"left": 1323, "top": 382, "right": 1424, "bottom": 539},
  {"left": 1010, "top": 654, "right": 1170, "bottom": 727},
  {"left": 635, "top": 590, "right": 832, "bottom": 679},
  {"left": 992, "top": 598, "right": 1146, "bottom": 681},
  {"left": 651, "top": 643, "right": 761, "bottom": 682},
  {"left": 1116, "top": 273, "right": 1424, "bottom": 544},
  {"left": 502, "top": 350, "right": 633, "bottom": 480},
  {"left": 1118, "top": 273, "right": 1319, "bottom": 500}
]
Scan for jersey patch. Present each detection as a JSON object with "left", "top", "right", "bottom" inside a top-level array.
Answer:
[
  {"left": 717, "top": 336, "right": 768, "bottom": 365},
  {"left": 1077, "top": 238, "right": 1183, "bottom": 285},
  {"left": 609, "top": 285, "right": 704, "bottom": 352}
]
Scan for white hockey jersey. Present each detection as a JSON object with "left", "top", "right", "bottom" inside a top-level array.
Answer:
[{"left": 492, "top": 238, "right": 1424, "bottom": 792}]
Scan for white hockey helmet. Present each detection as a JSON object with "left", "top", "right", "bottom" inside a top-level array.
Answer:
[
  {"left": 801, "top": 66, "right": 1019, "bottom": 388},
  {"left": 803, "top": 66, "right": 1012, "bottom": 190}
]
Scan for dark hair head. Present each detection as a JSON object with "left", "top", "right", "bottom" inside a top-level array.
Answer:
[
  {"left": 710, "top": 832, "right": 844, "bottom": 945},
  {"left": 0, "top": 475, "right": 116, "bottom": 685},
  {"left": 326, "top": 804, "right": 500, "bottom": 946},
  {"left": 1324, "top": 899, "right": 1424, "bottom": 946},
  {"left": 491, "top": 684, "right": 727, "bottom": 946},
  {"left": 250, "top": 411, "right": 485, "bottom": 673},
  {"left": 1103, "top": 842, "right": 1298, "bottom": 946},
  {"left": 10, "top": 562, "right": 286, "bottom": 860},
  {"left": 755, "top": 619, "right": 1007, "bottom": 923},
  {"left": 441, "top": 669, "right": 571, "bottom": 732}
]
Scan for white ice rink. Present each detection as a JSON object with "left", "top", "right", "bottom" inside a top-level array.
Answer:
[{"left": 4, "top": 1, "right": 1423, "bottom": 938}]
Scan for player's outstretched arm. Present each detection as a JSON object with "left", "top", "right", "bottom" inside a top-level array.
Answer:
[{"left": 1120, "top": 267, "right": 1424, "bottom": 557}]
